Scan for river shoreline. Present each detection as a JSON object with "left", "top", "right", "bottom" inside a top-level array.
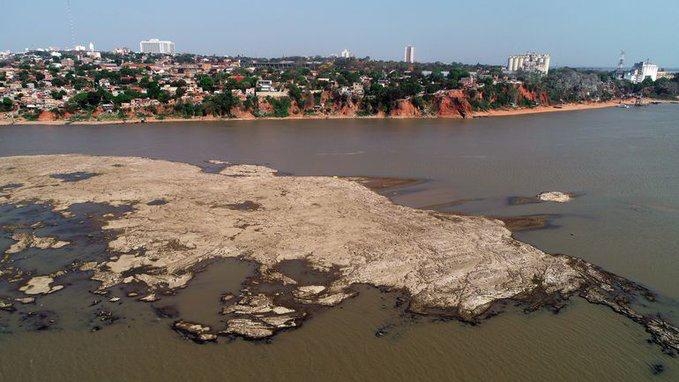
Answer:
[{"left": 2, "top": 99, "right": 675, "bottom": 126}]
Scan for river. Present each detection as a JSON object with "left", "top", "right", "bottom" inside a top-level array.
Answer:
[{"left": 1, "top": 105, "right": 678, "bottom": 381}]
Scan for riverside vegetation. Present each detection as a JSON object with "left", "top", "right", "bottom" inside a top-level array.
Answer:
[{"left": 1, "top": 51, "right": 678, "bottom": 123}]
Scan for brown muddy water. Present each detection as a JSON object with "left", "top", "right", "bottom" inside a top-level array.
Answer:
[{"left": 1, "top": 105, "right": 679, "bottom": 381}]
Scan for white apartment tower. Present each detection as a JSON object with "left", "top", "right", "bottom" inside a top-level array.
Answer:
[
  {"left": 507, "top": 52, "right": 551, "bottom": 74},
  {"left": 624, "top": 61, "right": 659, "bottom": 83},
  {"left": 404, "top": 46, "right": 415, "bottom": 64},
  {"left": 139, "top": 39, "right": 175, "bottom": 54}
]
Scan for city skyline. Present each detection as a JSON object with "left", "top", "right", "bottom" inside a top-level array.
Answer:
[{"left": 2, "top": 0, "right": 679, "bottom": 67}]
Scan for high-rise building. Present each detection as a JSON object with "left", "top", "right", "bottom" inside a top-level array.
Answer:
[
  {"left": 404, "top": 46, "right": 415, "bottom": 64},
  {"left": 507, "top": 52, "right": 551, "bottom": 74},
  {"left": 624, "top": 61, "right": 659, "bottom": 83},
  {"left": 139, "top": 39, "right": 175, "bottom": 54},
  {"left": 340, "top": 49, "right": 353, "bottom": 59}
]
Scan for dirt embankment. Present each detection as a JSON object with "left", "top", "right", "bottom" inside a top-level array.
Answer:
[
  {"left": 387, "top": 90, "right": 473, "bottom": 118},
  {"left": 434, "top": 90, "right": 474, "bottom": 118},
  {"left": 3, "top": 85, "right": 642, "bottom": 126},
  {"left": 390, "top": 99, "right": 421, "bottom": 117}
]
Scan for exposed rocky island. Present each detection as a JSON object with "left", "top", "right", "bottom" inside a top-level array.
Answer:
[
  {"left": 537, "top": 191, "right": 573, "bottom": 203},
  {"left": 0, "top": 154, "right": 677, "bottom": 354}
]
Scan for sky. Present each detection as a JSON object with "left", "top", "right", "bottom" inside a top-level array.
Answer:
[{"left": 1, "top": 0, "right": 678, "bottom": 67}]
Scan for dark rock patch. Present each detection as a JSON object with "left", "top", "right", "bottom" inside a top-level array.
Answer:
[
  {"left": 91, "top": 309, "right": 120, "bottom": 330},
  {"left": 0, "top": 183, "right": 23, "bottom": 193},
  {"left": 496, "top": 214, "right": 560, "bottom": 232},
  {"left": 650, "top": 362, "right": 665, "bottom": 375},
  {"left": 274, "top": 259, "right": 339, "bottom": 287},
  {"left": 213, "top": 201, "right": 262, "bottom": 211},
  {"left": 375, "top": 324, "right": 393, "bottom": 338},
  {"left": 198, "top": 161, "right": 229, "bottom": 174},
  {"left": 146, "top": 199, "right": 168, "bottom": 206},
  {"left": 162, "top": 239, "right": 193, "bottom": 252},
  {"left": 345, "top": 176, "right": 422, "bottom": 192},
  {"left": 173, "top": 320, "right": 217, "bottom": 343},
  {"left": 20, "top": 310, "right": 58, "bottom": 331},
  {"left": 0, "top": 296, "right": 16, "bottom": 312},
  {"left": 153, "top": 305, "right": 180, "bottom": 319},
  {"left": 49, "top": 172, "right": 100, "bottom": 182},
  {"left": 119, "top": 265, "right": 166, "bottom": 279},
  {"left": 507, "top": 196, "right": 542, "bottom": 206},
  {"left": 421, "top": 198, "right": 485, "bottom": 212}
]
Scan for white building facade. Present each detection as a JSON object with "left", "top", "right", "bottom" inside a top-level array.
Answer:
[
  {"left": 507, "top": 53, "right": 551, "bottom": 75},
  {"left": 624, "top": 61, "right": 659, "bottom": 83},
  {"left": 340, "top": 49, "right": 353, "bottom": 59},
  {"left": 139, "top": 39, "right": 175, "bottom": 54},
  {"left": 404, "top": 46, "right": 415, "bottom": 64}
]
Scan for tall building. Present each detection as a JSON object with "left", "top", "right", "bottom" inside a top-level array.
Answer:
[
  {"left": 507, "top": 52, "right": 551, "bottom": 75},
  {"left": 624, "top": 61, "right": 658, "bottom": 83},
  {"left": 340, "top": 49, "right": 353, "bottom": 59},
  {"left": 404, "top": 46, "right": 415, "bottom": 64},
  {"left": 139, "top": 39, "right": 175, "bottom": 54}
]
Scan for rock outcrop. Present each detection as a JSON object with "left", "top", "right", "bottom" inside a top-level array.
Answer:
[
  {"left": 5, "top": 233, "right": 69, "bottom": 254},
  {"left": 19, "top": 276, "right": 64, "bottom": 295},
  {"left": 537, "top": 191, "right": 573, "bottom": 203},
  {"left": 0, "top": 155, "right": 677, "bottom": 354},
  {"left": 173, "top": 320, "right": 217, "bottom": 343}
]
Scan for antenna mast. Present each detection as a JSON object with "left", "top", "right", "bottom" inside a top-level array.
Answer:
[
  {"left": 616, "top": 50, "right": 625, "bottom": 78},
  {"left": 66, "top": 0, "right": 77, "bottom": 48}
]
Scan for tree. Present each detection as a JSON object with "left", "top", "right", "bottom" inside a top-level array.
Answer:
[
  {"left": 175, "top": 87, "right": 186, "bottom": 99},
  {"left": 50, "top": 90, "right": 66, "bottom": 100},
  {"left": 0, "top": 97, "right": 13, "bottom": 112},
  {"left": 175, "top": 54, "right": 195, "bottom": 64},
  {"left": 267, "top": 96, "right": 291, "bottom": 117},
  {"left": 287, "top": 83, "right": 304, "bottom": 107},
  {"left": 400, "top": 78, "right": 423, "bottom": 97},
  {"left": 243, "top": 94, "right": 259, "bottom": 112},
  {"left": 174, "top": 102, "right": 198, "bottom": 118},
  {"left": 202, "top": 92, "right": 240, "bottom": 117},
  {"left": 51, "top": 77, "right": 67, "bottom": 87},
  {"left": 197, "top": 75, "right": 215, "bottom": 92},
  {"left": 66, "top": 91, "right": 102, "bottom": 111},
  {"left": 447, "top": 67, "right": 470, "bottom": 83}
]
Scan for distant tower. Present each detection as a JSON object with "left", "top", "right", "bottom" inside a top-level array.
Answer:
[
  {"left": 616, "top": 50, "right": 625, "bottom": 78},
  {"left": 89, "top": 42, "right": 95, "bottom": 52},
  {"left": 66, "top": 0, "right": 77, "bottom": 48},
  {"left": 404, "top": 45, "right": 415, "bottom": 64}
]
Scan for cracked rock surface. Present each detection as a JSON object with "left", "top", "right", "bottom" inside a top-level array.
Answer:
[
  {"left": 5, "top": 233, "right": 69, "bottom": 255},
  {"left": 0, "top": 154, "right": 677, "bottom": 353}
]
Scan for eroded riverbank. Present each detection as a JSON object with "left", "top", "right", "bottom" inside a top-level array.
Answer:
[{"left": 0, "top": 154, "right": 677, "bottom": 355}]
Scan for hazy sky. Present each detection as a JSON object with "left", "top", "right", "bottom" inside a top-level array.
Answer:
[{"left": 2, "top": 0, "right": 678, "bottom": 67}]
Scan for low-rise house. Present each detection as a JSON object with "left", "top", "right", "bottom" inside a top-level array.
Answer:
[
  {"left": 256, "top": 80, "right": 274, "bottom": 92},
  {"left": 459, "top": 77, "right": 475, "bottom": 88}
]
